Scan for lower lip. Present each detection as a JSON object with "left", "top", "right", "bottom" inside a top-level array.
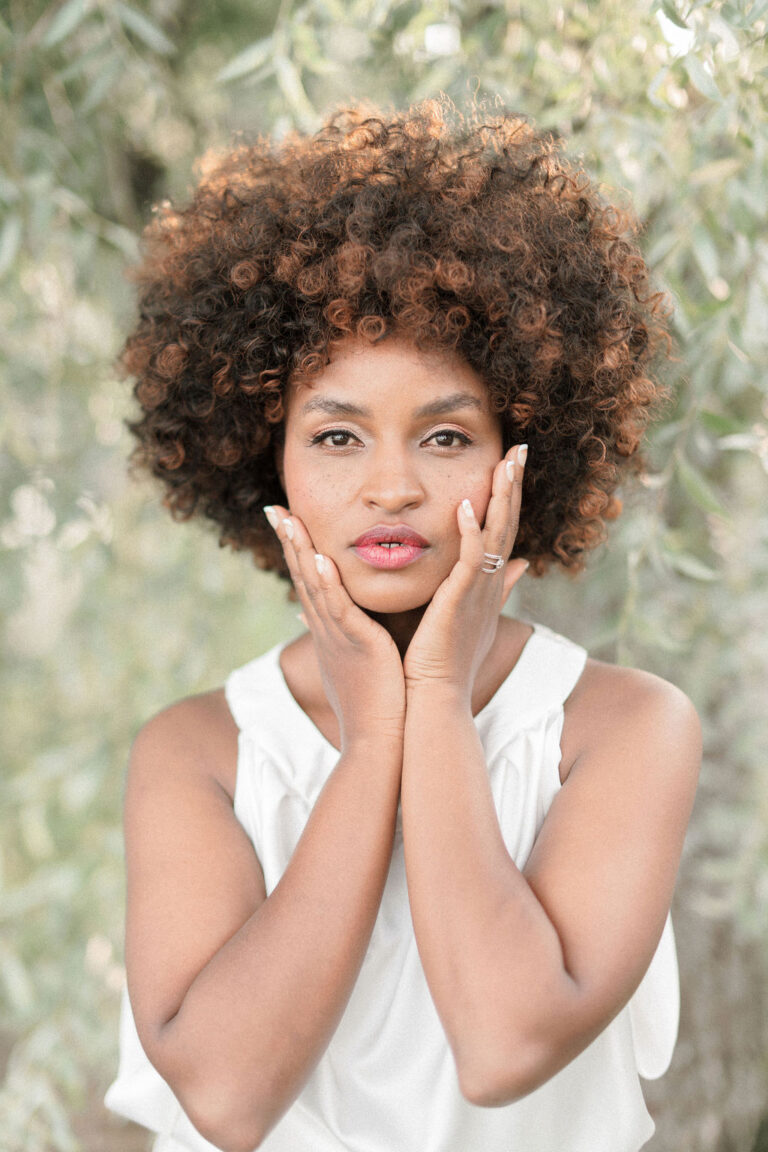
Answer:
[{"left": 353, "top": 543, "right": 427, "bottom": 569}]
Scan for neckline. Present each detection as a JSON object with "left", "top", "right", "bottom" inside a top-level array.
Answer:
[{"left": 272, "top": 619, "right": 541, "bottom": 756}]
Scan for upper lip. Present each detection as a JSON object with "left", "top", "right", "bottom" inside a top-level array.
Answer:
[{"left": 353, "top": 524, "right": 430, "bottom": 548}]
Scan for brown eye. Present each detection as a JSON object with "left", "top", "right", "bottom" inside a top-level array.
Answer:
[
  {"left": 310, "top": 429, "right": 359, "bottom": 448},
  {"left": 428, "top": 430, "right": 473, "bottom": 448}
]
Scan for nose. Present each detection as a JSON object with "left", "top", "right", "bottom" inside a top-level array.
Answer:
[{"left": 360, "top": 443, "right": 424, "bottom": 514}]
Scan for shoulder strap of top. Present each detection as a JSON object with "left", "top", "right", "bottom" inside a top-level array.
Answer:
[
  {"left": 476, "top": 620, "right": 588, "bottom": 762},
  {"left": 517, "top": 619, "right": 588, "bottom": 714},
  {"left": 224, "top": 642, "right": 285, "bottom": 732}
]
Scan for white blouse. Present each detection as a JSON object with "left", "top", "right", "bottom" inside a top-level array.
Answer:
[{"left": 105, "top": 619, "right": 679, "bottom": 1152}]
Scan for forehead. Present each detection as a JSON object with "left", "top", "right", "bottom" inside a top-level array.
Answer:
[{"left": 286, "top": 335, "right": 493, "bottom": 418}]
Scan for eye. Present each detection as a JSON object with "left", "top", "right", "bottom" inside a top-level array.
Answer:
[
  {"left": 427, "top": 429, "right": 473, "bottom": 449},
  {"left": 310, "top": 429, "right": 360, "bottom": 448}
]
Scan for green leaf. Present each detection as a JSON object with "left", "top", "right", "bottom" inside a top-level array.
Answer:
[
  {"left": 692, "top": 224, "right": 719, "bottom": 282},
  {"left": 115, "top": 2, "right": 176, "bottom": 55},
  {"left": 275, "top": 53, "right": 318, "bottom": 128},
  {"left": 699, "top": 409, "right": 744, "bottom": 436},
  {"left": 660, "top": 1, "right": 690, "bottom": 31},
  {"left": 216, "top": 36, "right": 274, "bottom": 83},
  {"left": 42, "top": 0, "right": 91, "bottom": 48},
  {"left": 632, "top": 613, "right": 687, "bottom": 652},
  {"left": 667, "top": 551, "right": 719, "bottom": 581},
  {"left": 0, "top": 213, "right": 22, "bottom": 277},
  {"left": 676, "top": 454, "right": 728, "bottom": 517},
  {"left": 80, "top": 49, "right": 123, "bottom": 114},
  {"left": 0, "top": 948, "right": 34, "bottom": 1015},
  {"left": 689, "top": 157, "right": 742, "bottom": 186},
  {"left": 682, "top": 53, "right": 722, "bottom": 101}
]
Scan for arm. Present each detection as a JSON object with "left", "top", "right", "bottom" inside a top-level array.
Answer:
[
  {"left": 400, "top": 663, "right": 701, "bottom": 1106},
  {"left": 127, "top": 502, "right": 409, "bottom": 1152},
  {"left": 125, "top": 692, "right": 402, "bottom": 1152}
]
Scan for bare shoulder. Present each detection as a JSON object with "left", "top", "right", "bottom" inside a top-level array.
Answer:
[
  {"left": 560, "top": 655, "right": 702, "bottom": 786},
  {"left": 129, "top": 687, "right": 239, "bottom": 801}
]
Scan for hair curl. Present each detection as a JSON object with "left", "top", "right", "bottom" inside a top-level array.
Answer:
[{"left": 120, "top": 96, "right": 672, "bottom": 590}]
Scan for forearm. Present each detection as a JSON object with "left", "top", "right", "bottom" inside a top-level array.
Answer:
[
  {"left": 157, "top": 739, "right": 402, "bottom": 1149},
  {"left": 401, "top": 686, "right": 579, "bottom": 1100}
]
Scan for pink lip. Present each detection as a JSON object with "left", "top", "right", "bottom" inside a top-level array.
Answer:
[{"left": 352, "top": 524, "right": 430, "bottom": 570}]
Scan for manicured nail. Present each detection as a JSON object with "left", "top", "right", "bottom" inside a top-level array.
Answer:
[
  {"left": 461, "top": 498, "right": 475, "bottom": 519},
  {"left": 264, "top": 505, "right": 278, "bottom": 529},
  {"left": 506, "top": 457, "right": 516, "bottom": 482},
  {"left": 314, "top": 553, "right": 326, "bottom": 575},
  {"left": 518, "top": 443, "right": 528, "bottom": 465},
  {"left": 282, "top": 518, "right": 294, "bottom": 540}
]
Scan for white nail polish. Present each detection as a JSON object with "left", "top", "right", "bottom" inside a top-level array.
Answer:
[
  {"left": 283, "top": 518, "right": 294, "bottom": 540},
  {"left": 461, "top": 498, "right": 475, "bottom": 519},
  {"left": 506, "top": 459, "right": 516, "bottom": 482},
  {"left": 314, "top": 554, "right": 326, "bottom": 575},
  {"left": 264, "top": 505, "right": 278, "bottom": 529},
  {"left": 518, "top": 443, "right": 528, "bottom": 465}
]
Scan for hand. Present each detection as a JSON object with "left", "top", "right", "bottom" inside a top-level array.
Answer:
[
  {"left": 265, "top": 505, "right": 407, "bottom": 753},
  {"left": 402, "top": 444, "right": 530, "bottom": 699}
]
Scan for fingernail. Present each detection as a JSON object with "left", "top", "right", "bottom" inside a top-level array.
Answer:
[
  {"left": 314, "top": 553, "right": 326, "bottom": 575},
  {"left": 296, "top": 612, "right": 308, "bottom": 626},
  {"left": 461, "top": 498, "right": 475, "bottom": 519},
  {"left": 264, "top": 505, "right": 278, "bottom": 529},
  {"left": 523, "top": 560, "right": 530, "bottom": 573},
  {"left": 518, "top": 444, "right": 528, "bottom": 466},
  {"left": 506, "top": 458, "right": 516, "bottom": 482},
  {"left": 282, "top": 518, "right": 294, "bottom": 540}
]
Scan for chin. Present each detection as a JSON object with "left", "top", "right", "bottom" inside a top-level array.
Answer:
[
  {"left": 354, "top": 591, "right": 432, "bottom": 616},
  {"left": 338, "top": 565, "right": 444, "bottom": 616}
]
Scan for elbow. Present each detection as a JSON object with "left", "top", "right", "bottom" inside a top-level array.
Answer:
[
  {"left": 151, "top": 1053, "right": 271, "bottom": 1152},
  {"left": 148, "top": 1026, "right": 273, "bottom": 1151},
  {"left": 458, "top": 1057, "right": 528, "bottom": 1110},
  {"left": 457, "top": 1035, "right": 556, "bottom": 1109},
  {"left": 181, "top": 1088, "right": 268, "bottom": 1152}
]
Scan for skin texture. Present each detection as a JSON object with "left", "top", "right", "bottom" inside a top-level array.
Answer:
[{"left": 123, "top": 335, "right": 701, "bottom": 1150}]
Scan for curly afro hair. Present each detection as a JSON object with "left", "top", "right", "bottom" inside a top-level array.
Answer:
[{"left": 120, "top": 96, "right": 672, "bottom": 591}]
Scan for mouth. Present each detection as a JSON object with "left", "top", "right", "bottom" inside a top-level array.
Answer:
[{"left": 352, "top": 524, "right": 430, "bottom": 570}]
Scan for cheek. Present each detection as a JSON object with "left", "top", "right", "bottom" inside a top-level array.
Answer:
[
  {"left": 282, "top": 457, "right": 344, "bottom": 533},
  {"left": 442, "top": 463, "right": 496, "bottom": 526}
]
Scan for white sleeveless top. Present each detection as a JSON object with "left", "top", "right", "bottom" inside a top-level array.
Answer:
[{"left": 105, "top": 619, "right": 679, "bottom": 1152}]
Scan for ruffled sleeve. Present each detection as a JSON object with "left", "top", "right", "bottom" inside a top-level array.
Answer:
[{"left": 627, "top": 911, "right": 680, "bottom": 1079}]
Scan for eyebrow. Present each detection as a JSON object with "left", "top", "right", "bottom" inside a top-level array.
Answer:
[{"left": 299, "top": 392, "right": 486, "bottom": 420}]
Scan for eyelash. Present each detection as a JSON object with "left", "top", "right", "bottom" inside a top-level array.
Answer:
[{"left": 309, "top": 428, "right": 474, "bottom": 450}]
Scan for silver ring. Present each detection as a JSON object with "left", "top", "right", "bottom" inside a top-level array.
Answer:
[{"left": 481, "top": 552, "right": 505, "bottom": 574}]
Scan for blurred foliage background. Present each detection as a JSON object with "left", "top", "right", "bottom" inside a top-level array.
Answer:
[{"left": 1, "top": 0, "right": 767, "bottom": 1148}]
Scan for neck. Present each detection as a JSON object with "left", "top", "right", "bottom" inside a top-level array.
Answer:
[{"left": 363, "top": 603, "right": 429, "bottom": 660}]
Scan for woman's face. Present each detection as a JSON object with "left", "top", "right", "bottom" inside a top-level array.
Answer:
[{"left": 278, "top": 335, "right": 504, "bottom": 615}]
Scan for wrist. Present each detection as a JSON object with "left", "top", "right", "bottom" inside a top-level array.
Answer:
[
  {"left": 405, "top": 678, "right": 472, "bottom": 714},
  {"left": 341, "top": 729, "right": 405, "bottom": 760}
]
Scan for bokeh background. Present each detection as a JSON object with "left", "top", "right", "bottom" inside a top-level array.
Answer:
[{"left": 1, "top": 1, "right": 767, "bottom": 1148}]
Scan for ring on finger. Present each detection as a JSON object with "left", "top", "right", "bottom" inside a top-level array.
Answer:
[{"left": 481, "top": 552, "right": 505, "bottom": 574}]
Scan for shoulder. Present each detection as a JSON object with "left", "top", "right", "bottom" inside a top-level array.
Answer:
[
  {"left": 128, "top": 687, "right": 239, "bottom": 802},
  {"left": 561, "top": 654, "right": 702, "bottom": 787}
]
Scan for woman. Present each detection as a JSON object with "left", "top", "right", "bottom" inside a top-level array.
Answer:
[{"left": 105, "top": 97, "right": 701, "bottom": 1152}]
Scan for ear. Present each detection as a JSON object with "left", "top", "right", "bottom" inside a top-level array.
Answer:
[{"left": 274, "top": 436, "right": 286, "bottom": 493}]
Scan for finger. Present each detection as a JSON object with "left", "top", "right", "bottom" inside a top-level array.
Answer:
[
  {"left": 264, "top": 505, "right": 370, "bottom": 641},
  {"left": 264, "top": 505, "right": 320, "bottom": 621},
  {"left": 456, "top": 496, "right": 487, "bottom": 578},
  {"left": 310, "top": 549, "right": 355, "bottom": 628},
  {"left": 483, "top": 442, "right": 527, "bottom": 558}
]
